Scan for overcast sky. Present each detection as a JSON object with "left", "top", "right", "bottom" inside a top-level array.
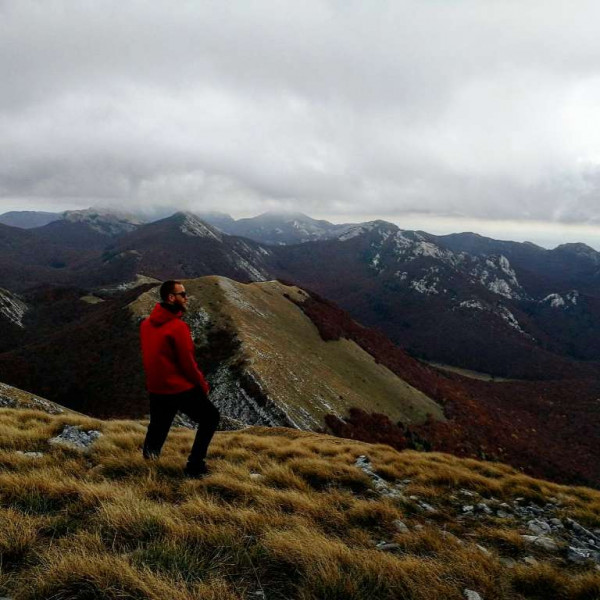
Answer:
[{"left": 2, "top": 1, "right": 600, "bottom": 247}]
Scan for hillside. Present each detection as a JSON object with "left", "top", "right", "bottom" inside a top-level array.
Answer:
[
  {"left": 1, "top": 276, "right": 598, "bottom": 488},
  {"left": 0, "top": 277, "right": 443, "bottom": 428},
  {"left": 130, "top": 277, "right": 444, "bottom": 429},
  {"left": 0, "top": 389, "right": 599, "bottom": 600},
  {"left": 271, "top": 222, "right": 600, "bottom": 380},
  {"left": 293, "top": 288, "right": 600, "bottom": 488}
]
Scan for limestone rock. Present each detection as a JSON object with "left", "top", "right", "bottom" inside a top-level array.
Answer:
[
  {"left": 49, "top": 425, "right": 102, "bottom": 450},
  {"left": 393, "top": 519, "right": 409, "bottom": 533},
  {"left": 15, "top": 451, "right": 44, "bottom": 459},
  {"left": 354, "top": 455, "right": 403, "bottom": 499}
]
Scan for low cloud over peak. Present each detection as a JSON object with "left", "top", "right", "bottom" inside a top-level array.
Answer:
[{"left": 2, "top": 0, "right": 600, "bottom": 242}]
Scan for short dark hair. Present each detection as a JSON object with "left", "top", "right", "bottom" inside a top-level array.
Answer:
[{"left": 159, "top": 280, "right": 182, "bottom": 302}]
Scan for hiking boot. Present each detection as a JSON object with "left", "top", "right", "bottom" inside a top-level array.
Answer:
[
  {"left": 142, "top": 448, "right": 160, "bottom": 461},
  {"left": 184, "top": 461, "right": 209, "bottom": 479}
]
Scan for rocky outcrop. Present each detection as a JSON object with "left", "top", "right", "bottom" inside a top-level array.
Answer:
[
  {"left": 49, "top": 425, "right": 102, "bottom": 450},
  {"left": 0, "top": 382, "right": 67, "bottom": 415}
]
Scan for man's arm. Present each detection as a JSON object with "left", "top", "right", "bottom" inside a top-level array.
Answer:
[{"left": 172, "top": 323, "right": 210, "bottom": 395}]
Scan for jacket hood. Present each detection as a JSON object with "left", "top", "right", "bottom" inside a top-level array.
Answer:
[{"left": 147, "top": 303, "right": 182, "bottom": 326}]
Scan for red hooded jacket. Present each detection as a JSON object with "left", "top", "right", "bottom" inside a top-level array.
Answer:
[{"left": 140, "top": 303, "right": 209, "bottom": 395}]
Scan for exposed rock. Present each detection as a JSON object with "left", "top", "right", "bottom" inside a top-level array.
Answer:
[
  {"left": 209, "top": 363, "right": 294, "bottom": 428},
  {"left": 566, "top": 518, "right": 600, "bottom": 546},
  {"left": 523, "top": 556, "right": 538, "bottom": 566},
  {"left": 476, "top": 502, "right": 492, "bottom": 515},
  {"left": 0, "top": 382, "right": 65, "bottom": 414},
  {"left": 568, "top": 546, "right": 600, "bottom": 564},
  {"left": 499, "top": 557, "right": 516, "bottom": 568},
  {"left": 0, "top": 288, "right": 28, "bottom": 327},
  {"left": 49, "top": 425, "right": 102, "bottom": 450},
  {"left": 528, "top": 519, "right": 552, "bottom": 536},
  {"left": 375, "top": 541, "right": 401, "bottom": 552},
  {"left": 15, "top": 451, "right": 44, "bottom": 459},
  {"left": 521, "top": 535, "right": 559, "bottom": 552},
  {"left": 464, "top": 589, "right": 483, "bottom": 600},
  {"left": 354, "top": 455, "right": 404, "bottom": 499},
  {"left": 414, "top": 499, "right": 436, "bottom": 513},
  {"left": 0, "top": 395, "right": 17, "bottom": 409},
  {"left": 393, "top": 519, "right": 409, "bottom": 533}
]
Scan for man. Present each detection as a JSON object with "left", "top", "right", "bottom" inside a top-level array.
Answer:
[{"left": 140, "top": 280, "right": 220, "bottom": 477}]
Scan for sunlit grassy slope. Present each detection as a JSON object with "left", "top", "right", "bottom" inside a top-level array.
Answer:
[
  {"left": 1, "top": 398, "right": 599, "bottom": 600},
  {"left": 130, "top": 277, "right": 444, "bottom": 429}
]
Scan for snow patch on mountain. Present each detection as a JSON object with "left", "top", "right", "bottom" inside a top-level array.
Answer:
[
  {"left": 542, "top": 293, "right": 565, "bottom": 308},
  {"left": 498, "top": 306, "right": 531, "bottom": 337},
  {"left": 459, "top": 299, "right": 486, "bottom": 311},
  {"left": 456, "top": 298, "right": 532, "bottom": 338},
  {"left": 392, "top": 232, "right": 459, "bottom": 267},
  {"left": 413, "top": 240, "right": 447, "bottom": 260},
  {"left": 0, "top": 288, "right": 28, "bottom": 327},
  {"left": 217, "top": 278, "right": 268, "bottom": 316},
  {"left": 338, "top": 225, "right": 368, "bottom": 241},
  {"left": 410, "top": 278, "right": 439, "bottom": 295},
  {"left": 338, "top": 221, "right": 396, "bottom": 242},
  {"left": 63, "top": 209, "right": 140, "bottom": 236},
  {"left": 409, "top": 267, "right": 445, "bottom": 295},
  {"left": 540, "top": 291, "right": 579, "bottom": 308},
  {"left": 229, "top": 249, "right": 270, "bottom": 281},
  {"left": 470, "top": 255, "right": 526, "bottom": 300},
  {"left": 179, "top": 214, "right": 223, "bottom": 241}
]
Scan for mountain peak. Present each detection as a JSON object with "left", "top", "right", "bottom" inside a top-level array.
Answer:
[
  {"left": 554, "top": 242, "right": 600, "bottom": 263},
  {"left": 172, "top": 212, "right": 224, "bottom": 241},
  {"left": 256, "top": 210, "right": 314, "bottom": 221},
  {"left": 337, "top": 219, "right": 398, "bottom": 241},
  {"left": 62, "top": 208, "right": 141, "bottom": 236},
  {"left": 555, "top": 241, "right": 597, "bottom": 253}
]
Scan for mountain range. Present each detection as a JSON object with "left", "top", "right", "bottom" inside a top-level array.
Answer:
[
  {"left": 4, "top": 207, "right": 599, "bottom": 378},
  {"left": 1, "top": 207, "right": 600, "bottom": 486}
]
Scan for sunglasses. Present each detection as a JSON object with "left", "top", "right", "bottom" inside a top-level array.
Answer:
[{"left": 172, "top": 291, "right": 187, "bottom": 298}]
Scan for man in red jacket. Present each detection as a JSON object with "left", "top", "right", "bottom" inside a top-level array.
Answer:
[{"left": 140, "top": 280, "right": 220, "bottom": 478}]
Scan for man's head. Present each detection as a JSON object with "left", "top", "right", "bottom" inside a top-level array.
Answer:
[{"left": 160, "top": 280, "right": 188, "bottom": 312}]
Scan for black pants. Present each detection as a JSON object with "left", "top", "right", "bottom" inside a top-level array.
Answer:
[{"left": 142, "top": 386, "right": 220, "bottom": 467}]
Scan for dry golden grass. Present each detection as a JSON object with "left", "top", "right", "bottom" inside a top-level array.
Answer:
[{"left": 0, "top": 406, "right": 599, "bottom": 599}]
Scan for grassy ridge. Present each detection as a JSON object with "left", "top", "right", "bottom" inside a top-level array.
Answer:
[
  {"left": 131, "top": 277, "right": 445, "bottom": 429},
  {"left": 0, "top": 407, "right": 599, "bottom": 599}
]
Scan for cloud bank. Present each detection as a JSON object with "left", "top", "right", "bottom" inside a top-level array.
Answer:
[{"left": 2, "top": 0, "right": 600, "bottom": 233}]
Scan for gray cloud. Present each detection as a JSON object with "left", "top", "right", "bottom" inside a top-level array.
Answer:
[{"left": 2, "top": 0, "right": 600, "bottom": 233}]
